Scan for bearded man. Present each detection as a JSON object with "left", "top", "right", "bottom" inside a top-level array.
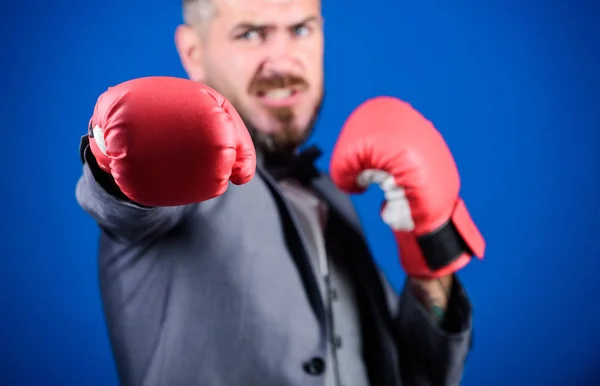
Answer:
[{"left": 76, "top": 0, "right": 485, "bottom": 385}]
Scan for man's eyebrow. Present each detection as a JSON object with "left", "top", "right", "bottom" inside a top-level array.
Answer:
[
  {"left": 231, "top": 15, "right": 320, "bottom": 31},
  {"left": 231, "top": 22, "right": 266, "bottom": 31},
  {"left": 289, "top": 16, "right": 320, "bottom": 26}
]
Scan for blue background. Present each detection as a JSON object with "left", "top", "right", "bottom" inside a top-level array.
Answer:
[{"left": 2, "top": 0, "right": 599, "bottom": 385}]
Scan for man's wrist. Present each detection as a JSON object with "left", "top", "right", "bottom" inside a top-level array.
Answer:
[{"left": 408, "top": 274, "right": 454, "bottom": 324}]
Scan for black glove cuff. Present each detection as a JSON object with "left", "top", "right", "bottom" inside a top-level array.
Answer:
[
  {"left": 416, "top": 220, "right": 471, "bottom": 271},
  {"left": 79, "top": 135, "right": 149, "bottom": 207}
]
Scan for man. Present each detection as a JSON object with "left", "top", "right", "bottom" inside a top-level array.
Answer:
[{"left": 76, "top": 0, "right": 485, "bottom": 385}]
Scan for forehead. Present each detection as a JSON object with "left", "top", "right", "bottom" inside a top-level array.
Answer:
[{"left": 214, "top": 0, "right": 321, "bottom": 24}]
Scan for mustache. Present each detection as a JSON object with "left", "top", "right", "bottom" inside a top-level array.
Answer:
[{"left": 247, "top": 74, "right": 309, "bottom": 95}]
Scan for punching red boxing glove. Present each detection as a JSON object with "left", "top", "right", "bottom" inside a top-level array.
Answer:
[
  {"left": 88, "top": 76, "right": 256, "bottom": 207},
  {"left": 330, "top": 97, "right": 485, "bottom": 279}
]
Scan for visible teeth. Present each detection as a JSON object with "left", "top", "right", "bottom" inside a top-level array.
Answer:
[{"left": 265, "top": 89, "right": 293, "bottom": 100}]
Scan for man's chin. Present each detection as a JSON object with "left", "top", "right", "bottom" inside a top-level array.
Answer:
[
  {"left": 249, "top": 125, "right": 311, "bottom": 156},
  {"left": 243, "top": 96, "right": 323, "bottom": 156}
]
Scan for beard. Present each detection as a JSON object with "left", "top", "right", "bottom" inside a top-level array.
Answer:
[
  {"left": 241, "top": 73, "right": 324, "bottom": 157},
  {"left": 244, "top": 100, "right": 323, "bottom": 157}
]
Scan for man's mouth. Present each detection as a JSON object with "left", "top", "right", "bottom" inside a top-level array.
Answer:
[{"left": 256, "top": 87, "right": 304, "bottom": 108}]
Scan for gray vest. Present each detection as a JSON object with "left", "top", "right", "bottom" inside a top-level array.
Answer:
[{"left": 279, "top": 179, "right": 369, "bottom": 386}]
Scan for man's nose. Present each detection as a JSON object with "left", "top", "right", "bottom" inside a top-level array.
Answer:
[{"left": 261, "top": 36, "right": 302, "bottom": 77}]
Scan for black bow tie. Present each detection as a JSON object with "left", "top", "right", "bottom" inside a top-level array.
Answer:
[{"left": 263, "top": 145, "right": 323, "bottom": 185}]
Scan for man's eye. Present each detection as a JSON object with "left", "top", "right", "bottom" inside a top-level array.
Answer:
[
  {"left": 239, "top": 29, "right": 263, "bottom": 41},
  {"left": 292, "top": 25, "right": 311, "bottom": 37}
]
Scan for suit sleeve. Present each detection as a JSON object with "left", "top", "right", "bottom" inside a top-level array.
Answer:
[
  {"left": 394, "top": 277, "right": 473, "bottom": 386},
  {"left": 75, "top": 136, "right": 195, "bottom": 241}
]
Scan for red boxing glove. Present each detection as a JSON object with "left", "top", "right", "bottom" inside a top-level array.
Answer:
[
  {"left": 88, "top": 76, "right": 256, "bottom": 207},
  {"left": 330, "top": 97, "right": 485, "bottom": 279}
]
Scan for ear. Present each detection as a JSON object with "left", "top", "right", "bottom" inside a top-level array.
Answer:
[{"left": 175, "top": 24, "right": 206, "bottom": 82}]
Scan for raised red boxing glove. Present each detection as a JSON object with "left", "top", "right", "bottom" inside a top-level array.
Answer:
[
  {"left": 88, "top": 76, "right": 256, "bottom": 207},
  {"left": 330, "top": 96, "right": 485, "bottom": 279}
]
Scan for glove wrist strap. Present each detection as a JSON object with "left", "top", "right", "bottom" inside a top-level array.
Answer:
[
  {"left": 417, "top": 219, "right": 468, "bottom": 271},
  {"left": 397, "top": 199, "right": 485, "bottom": 278}
]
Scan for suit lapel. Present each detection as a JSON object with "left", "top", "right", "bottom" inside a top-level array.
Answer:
[
  {"left": 310, "top": 173, "right": 364, "bottom": 236},
  {"left": 256, "top": 165, "right": 327, "bottom": 328}
]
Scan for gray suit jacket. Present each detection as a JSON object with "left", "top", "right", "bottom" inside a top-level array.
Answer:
[{"left": 76, "top": 137, "right": 473, "bottom": 386}]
